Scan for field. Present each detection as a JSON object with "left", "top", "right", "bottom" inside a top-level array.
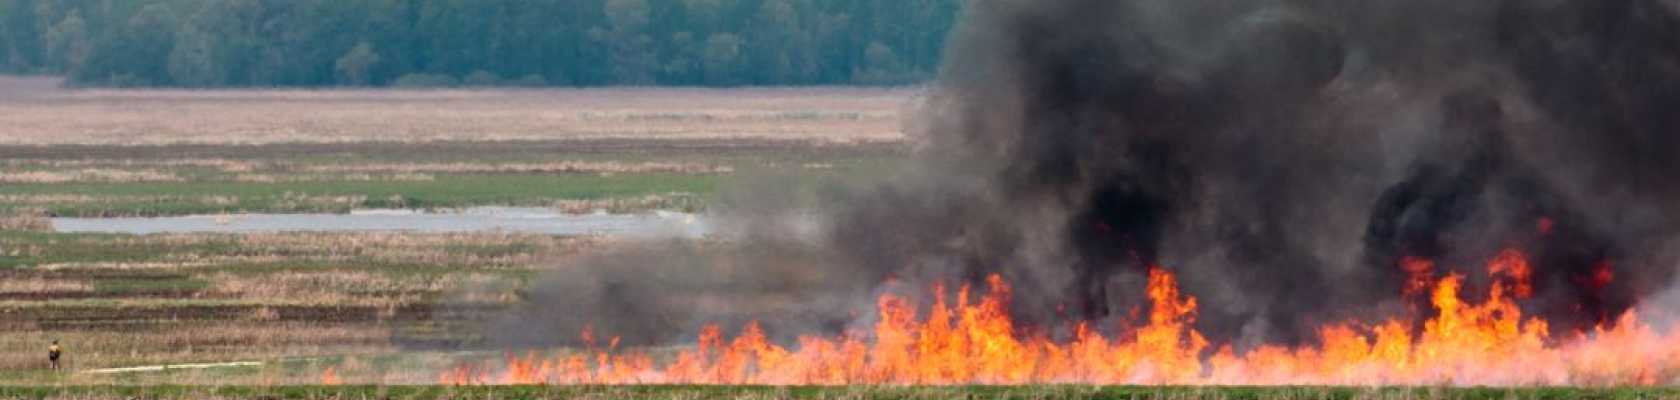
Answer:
[
  {"left": 1, "top": 78, "right": 1665, "bottom": 398},
  {"left": 0, "top": 77, "right": 915, "bottom": 388},
  {"left": 0, "top": 77, "right": 909, "bottom": 218},
  {"left": 0, "top": 77, "right": 907, "bottom": 146}
]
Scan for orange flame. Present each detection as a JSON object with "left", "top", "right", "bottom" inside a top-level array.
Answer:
[
  {"left": 1488, "top": 248, "right": 1534, "bottom": 298},
  {"left": 447, "top": 250, "right": 1680, "bottom": 386},
  {"left": 1399, "top": 256, "right": 1436, "bottom": 297},
  {"left": 320, "top": 366, "right": 341, "bottom": 385}
]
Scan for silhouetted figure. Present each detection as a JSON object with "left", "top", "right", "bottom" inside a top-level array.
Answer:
[{"left": 48, "top": 340, "right": 61, "bottom": 371}]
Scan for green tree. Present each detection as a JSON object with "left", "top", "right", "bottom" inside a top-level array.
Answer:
[
  {"left": 0, "top": 0, "right": 44, "bottom": 71},
  {"left": 2, "top": 0, "right": 961, "bottom": 87},
  {"left": 75, "top": 3, "right": 177, "bottom": 86},
  {"left": 592, "top": 0, "right": 657, "bottom": 84},
  {"left": 334, "top": 41, "right": 381, "bottom": 86},
  {"left": 168, "top": 27, "right": 222, "bottom": 87},
  {"left": 43, "top": 8, "right": 87, "bottom": 72},
  {"left": 662, "top": 31, "right": 700, "bottom": 84},
  {"left": 701, "top": 33, "right": 741, "bottom": 85},
  {"left": 747, "top": 0, "right": 816, "bottom": 84},
  {"left": 854, "top": 41, "right": 909, "bottom": 85}
]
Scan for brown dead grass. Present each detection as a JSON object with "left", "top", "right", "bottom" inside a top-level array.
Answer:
[
  {"left": 0, "top": 82, "right": 912, "bottom": 146},
  {"left": 232, "top": 173, "right": 436, "bottom": 183},
  {"left": 0, "top": 209, "right": 51, "bottom": 231},
  {"left": 204, "top": 271, "right": 517, "bottom": 306},
  {"left": 0, "top": 321, "right": 395, "bottom": 371},
  {"left": 0, "top": 169, "right": 182, "bottom": 183},
  {"left": 300, "top": 161, "right": 731, "bottom": 175},
  {"left": 3, "top": 158, "right": 257, "bottom": 172},
  {"left": 0, "top": 278, "right": 92, "bottom": 294}
]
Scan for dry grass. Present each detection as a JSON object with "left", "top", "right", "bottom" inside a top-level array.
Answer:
[
  {"left": 0, "top": 78, "right": 912, "bottom": 146},
  {"left": 0, "top": 321, "right": 396, "bottom": 372},
  {"left": 223, "top": 231, "right": 599, "bottom": 267},
  {"left": 15, "top": 231, "right": 600, "bottom": 271},
  {"left": 0, "top": 230, "right": 589, "bottom": 378},
  {"left": 205, "top": 271, "right": 517, "bottom": 306},
  {"left": 300, "top": 161, "right": 731, "bottom": 175},
  {"left": 2, "top": 158, "right": 258, "bottom": 172},
  {"left": 0, "top": 208, "right": 51, "bottom": 231},
  {"left": 232, "top": 173, "right": 436, "bottom": 183},
  {"left": 0, "top": 278, "right": 92, "bottom": 294},
  {"left": 0, "top": 169, "right": 182, "bottom": 183}
]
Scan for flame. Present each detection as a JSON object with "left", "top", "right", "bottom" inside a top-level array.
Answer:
[
  {"left": 1487, "top": 248, "right": 1534, "bottom": 299},
  {"left": 1399, "top": 256, "right": 1436, "bottom": 298},
  {"left": 1589, "top": 260, "right": 1615, "bottom": 290},
  {"left": 446, "top": 249, "right": 1680, "bottom": 386},
  {"left": 320, "top": 366, "right": 341, "bottom": 385}
]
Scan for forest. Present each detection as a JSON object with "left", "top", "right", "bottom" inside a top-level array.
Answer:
[{"left": 0, "top": 0, "right": 961, "bottom": 87}]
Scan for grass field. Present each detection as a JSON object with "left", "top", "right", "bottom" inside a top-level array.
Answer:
[
  {"left": 0, "top": 76, "right": 910, "bottom": 217},
  {"left": 0, "top": 81, "right": 918, "bottom": 390},
  {"left": 0, "top": 140, "right": 906, "bottom": 217},
  {"left": 0, "top": 77, "right": 909, "bottom": 146},
  {"left": 0, "top": 229, "right": 597, "bottom": 385},
  {"left": 0, "top": 385, "right": 1671, "bottom": 399}
]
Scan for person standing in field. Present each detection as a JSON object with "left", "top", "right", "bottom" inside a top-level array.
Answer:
[{"left": 48, "top": 340, "right": 61, "bottom": 371}]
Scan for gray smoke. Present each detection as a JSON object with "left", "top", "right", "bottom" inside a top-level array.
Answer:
[{"left": 497, "top": 0, "right": 1680, "bottom": 348}]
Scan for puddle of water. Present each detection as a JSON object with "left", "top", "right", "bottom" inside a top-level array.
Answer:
[{"left": 52, "top": 207, "right": 709, "bottom": 237}]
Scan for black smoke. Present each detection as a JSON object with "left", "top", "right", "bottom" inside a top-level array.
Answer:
[{"left": 498, "top": 0, "right": 1680, "bottom": 348}]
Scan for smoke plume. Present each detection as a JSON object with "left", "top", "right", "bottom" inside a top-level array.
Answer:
[{"left": 497, "top": 0, "right": 1680, "bottom": 348}]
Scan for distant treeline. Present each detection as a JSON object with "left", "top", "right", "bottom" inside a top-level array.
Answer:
[{"left": 0, "top": 0, "right": 960, "bottom": 87}]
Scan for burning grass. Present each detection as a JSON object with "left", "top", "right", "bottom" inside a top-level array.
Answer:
[
  {"left": 0, "top": 385, "right": 1669, "bottom": 399},
  {"left": 445, "top": 251, "right": 1680, "bottom": 387}
]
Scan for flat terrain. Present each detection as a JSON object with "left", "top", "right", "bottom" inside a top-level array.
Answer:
[
  {"left": 0, "top": 77, "right": 912, "bottom": 386},
  {"left": 0, "top": 229, "right": 596, "bottom": 385},
  {"left": 0, "top": 77, "right": 909, "bottom": 146},
  {"left": 0, "top": 139, "right": 903, "bottom": 217},
  {"left": 0, "top": 76, "right": 911, "bottom": 217},
  {"left": 10, "top": 80, "right": 1653, "bottom": 394}
]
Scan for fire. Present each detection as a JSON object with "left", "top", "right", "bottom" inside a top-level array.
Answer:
[
  {"left": 320, "top": 366, "right": 341, "bottom": 385},
  {"left": 1487, "top": 248, "right": 1534, "bottom": 298},
  {"left": 443, "top": 249, "right": 1680, "bottom": 386},
  {"left": 1399, "top": 256, "right": 1436, "bottom": 297}
]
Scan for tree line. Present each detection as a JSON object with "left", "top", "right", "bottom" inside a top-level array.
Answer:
[{"left": 0, "top": 0, "right": 961, "bottom": 87}]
